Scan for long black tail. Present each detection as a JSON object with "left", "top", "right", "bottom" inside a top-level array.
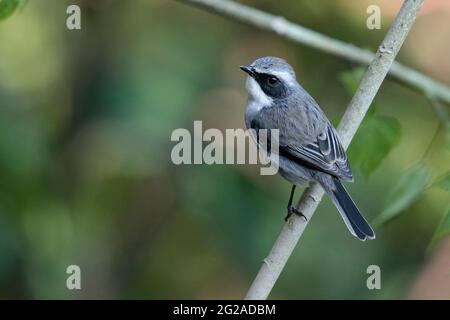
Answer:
[{"left": 323, "top": 177, "right": 375, "bottom": 241}]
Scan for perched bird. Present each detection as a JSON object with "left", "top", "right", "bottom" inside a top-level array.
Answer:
[{"left": 240, "top": 56, "right": 375, "bottom": 241}]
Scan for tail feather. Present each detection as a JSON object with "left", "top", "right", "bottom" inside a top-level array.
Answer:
[{"left": 323, "top": 177, "right": 375, "bottom": 241}]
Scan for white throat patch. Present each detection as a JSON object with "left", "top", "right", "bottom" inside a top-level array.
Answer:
[{"left": 245, "top": 77, "right": 272, "bottom": 108}]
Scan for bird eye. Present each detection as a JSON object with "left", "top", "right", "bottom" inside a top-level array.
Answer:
[{"left": 267, "top": 76, "right": 278, "bottom": 86}]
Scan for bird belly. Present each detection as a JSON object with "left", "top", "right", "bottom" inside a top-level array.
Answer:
[{"left": 278, "top": 155, "right": 312, "bottom": 186}]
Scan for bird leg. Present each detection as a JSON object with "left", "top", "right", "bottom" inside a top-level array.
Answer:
[{"left": 285, "top": 185, "right": 307, "bottom": 222}]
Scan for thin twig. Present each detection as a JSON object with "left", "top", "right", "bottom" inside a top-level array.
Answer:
[
  {"left": 421, "top": 96, "right": 449, "bottom": 161},
  {"left": 427, "top": 95, "right": 450, "bottom": 126},
  {"left": 421, "top": 121, "right": 441, "bottom": 163},
  {"left": 175, "top": 0, "right": 450, "bottom": 107}
]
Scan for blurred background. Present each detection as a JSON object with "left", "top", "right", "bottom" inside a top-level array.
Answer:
[{"left": 0, "top": 0, "right": 449, "bottom": 299}]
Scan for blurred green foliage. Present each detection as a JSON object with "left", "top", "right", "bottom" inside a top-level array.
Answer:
[
  {"left": 350, "top": 113, "right": 401, "bottom": 177},
  {"left": 0, "top": 0, "right": 449, "bottom": 299},
  {"left": 373, "top": 164, "right": 432, "bottom": 227},
  {"left": 0, "top": 0, "right": 26, "bottom": 21},
  {"left": 434, "top": 172, "right": 450, "bottom": 191},
  {"left": 341, "top": 68, "right": 401, "bottom": 177},
  {"left": 429, "top": 207, "right": 450, "bottom": 248}
]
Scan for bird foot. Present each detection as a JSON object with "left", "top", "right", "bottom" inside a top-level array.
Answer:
[{"left": 285, "top": 206, "right": 308, "bottom": 222}]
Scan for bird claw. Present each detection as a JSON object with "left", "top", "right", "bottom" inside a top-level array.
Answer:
[{"left": 285, "top": 206, "right": 308, "bottom": 222}]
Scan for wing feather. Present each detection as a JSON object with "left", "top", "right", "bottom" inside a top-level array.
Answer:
[
  {"left": 281, "top": 124, "right": 353, "bottom": 181},
  {"left": 249, "top": 96, "right": 353, "bottom": 181}
]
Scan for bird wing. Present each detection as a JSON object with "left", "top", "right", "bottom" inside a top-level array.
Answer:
[
  {"left": 250, "top": 99, "right": 353, "bottom": 181},
  {"left": 280, "top": 124, "right": 353, "bottom": 181}
]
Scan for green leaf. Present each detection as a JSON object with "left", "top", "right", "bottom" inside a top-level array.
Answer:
[
  {"left": 339, "top": 67, "right": 399, "bottom": 177},
  {"left": 429, "top": 208, "right": 450, "bottom": 247},
  {"left": 338, "top": 67, "right": 377, "bottom": 116},
  {"left": 433, "top": 172, "right": 450, "bottom": 191},
  {"left": 339, "top": 67, "right": 365, "bottom": 96},
  {"left": 446, "top": 126, "right": 450, "bottom": 149},
  {"left": 373, "top": 164, "right": 432, "bottom": 227},
  {"left": 0, "top": 0, "right": 25, "bottom": 21},
  {"left": 348, "top": 114, "right": 401, "bottom": 177}
]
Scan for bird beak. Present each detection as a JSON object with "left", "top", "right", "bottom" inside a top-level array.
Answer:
[{"left": 240, "top": 65, "right": 255, "bottom": 77}]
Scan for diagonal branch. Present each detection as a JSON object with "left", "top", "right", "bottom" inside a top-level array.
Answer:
[
  {"left": 175, "top": 0, "right": 450, "bottom": 107},
  {"left": 176, "top": 0, "right": 425, "bottom": 299},
  {"left": 243, "top": 0, "right": 425, "bottom": 300}
]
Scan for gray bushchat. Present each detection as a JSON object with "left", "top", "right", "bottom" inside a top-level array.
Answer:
[{"left": 240, "top": 56, "right": 375, "bottom": 241}]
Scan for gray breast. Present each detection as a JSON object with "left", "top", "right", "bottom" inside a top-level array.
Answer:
[{"left": 245, "top": 101, "right": 264, "bottom": 129}]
